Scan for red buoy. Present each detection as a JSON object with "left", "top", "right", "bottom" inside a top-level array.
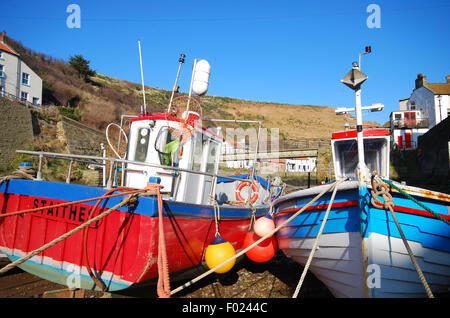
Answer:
[{"left": 243, "top": 231, "right": 277, "bottom": 263}]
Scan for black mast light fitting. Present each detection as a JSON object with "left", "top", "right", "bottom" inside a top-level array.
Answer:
[{"left": 179, "top": 54, "right": 186, "bottom": 63}]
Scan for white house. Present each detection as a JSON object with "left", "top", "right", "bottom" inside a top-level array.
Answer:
[
  {"left": 390, "top": 73, "right": 450, "bottom": 150},
  {"left": 408, "top": 74, "right": 449, "bottom": 126},
  {"left": 390, "top": 109, "right": 429, "bottom": 150},
  {"left": 0, "top": 32, "right": 42, "bottom": 106},
  {"left": 285, "top": 157, "right": 317, "bottom": 173}
]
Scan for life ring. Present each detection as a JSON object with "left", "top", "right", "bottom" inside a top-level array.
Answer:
[{"left": 235, "top": 181, "right": 259, "bottom": 203}]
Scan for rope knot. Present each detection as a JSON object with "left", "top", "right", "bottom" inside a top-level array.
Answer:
[{"left": 370, "top": 172, "right": 394, "bottom": 210}]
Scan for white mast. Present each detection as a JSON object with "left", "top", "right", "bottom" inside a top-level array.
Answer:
[{"left": 138, "top": 40, "right": 147, "bottom": 114}]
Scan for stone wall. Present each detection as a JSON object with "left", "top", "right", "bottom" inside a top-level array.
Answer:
[
  {"left": 316, "top": 143, "right": 335, "bottom": 182},
  {"left": 0, "top": 97, "right": 34, "bottom": 169},
  {"left": 57, "top": 116, "right": 106, "bottom": 156},
  {"left": 417, "top": 117, "right": 450, "bottom": 192}
]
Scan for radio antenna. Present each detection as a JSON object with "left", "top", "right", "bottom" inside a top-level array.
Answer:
[
  {"left": 167, "top": 53, "right": 186, "bottom": 113},
  {"left": 138, "top": 40, "right": 147, "bottom": 115}
]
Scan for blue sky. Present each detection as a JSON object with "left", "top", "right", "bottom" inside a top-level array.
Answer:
[{"left": 1, "top": 0, "right": 449, "bottom": 125}]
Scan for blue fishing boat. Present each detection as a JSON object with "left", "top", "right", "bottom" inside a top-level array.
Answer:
[{"left": 273, "top": 61, "right": 450, "bottom": 298}]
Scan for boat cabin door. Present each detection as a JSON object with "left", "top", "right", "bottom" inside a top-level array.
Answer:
[
  {"left": 175, "top": 128, "right": 221, "bottom": 204},
  {"left": 125, "top": 120, "right": 180, "bottom": 193}
]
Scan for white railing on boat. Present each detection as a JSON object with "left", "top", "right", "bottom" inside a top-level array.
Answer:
[{"left": 15, "top": 149, "right": 263, "bottom": 203}]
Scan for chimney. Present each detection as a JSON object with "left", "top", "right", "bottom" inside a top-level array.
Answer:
[
  {"left": 446, "top": 74, "right": 450, "bottom": 83},
  {"left": 0, "top": 32, "right": 5, "bottom": 44},
  {"left": 415, "top": 73, "right": 427, "bottom": 89}
]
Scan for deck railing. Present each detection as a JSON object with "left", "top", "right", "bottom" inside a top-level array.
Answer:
[
  {"left": 391, "top": 118, "right": 429, "bottom": 129},
  {"left": 15, "top": 150, "right": 266, "bottom": 204},
  {"left": 1, "top": 92, "right": 44, "bottom": 109}
]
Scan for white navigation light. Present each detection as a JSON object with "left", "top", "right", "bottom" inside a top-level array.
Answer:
[{"left": 192, "top": 59, "right": 211, "bottom": 95}]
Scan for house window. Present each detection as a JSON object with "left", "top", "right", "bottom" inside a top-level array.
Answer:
[
  {"left": 21, "top": 91, "right": 29, "bottom": 102},
  {"left": 0, "top": 65, "right": 4, "bottom": 78},
  {"left": 0, "top": 86, "right": 4, "bottom": 97},
  {"left": 22, "top": 73, "right": 30, "bottom": 86},
  {"left": 32, "top": 97, "right": 40, "bottom": 105},
  {"left": 0, "top": 51, "right": 3, "bottom": 60}
]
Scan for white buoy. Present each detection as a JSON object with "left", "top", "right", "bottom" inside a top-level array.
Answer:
[{"left": 192, "top": 59, "right": 210, "bottom": 95}]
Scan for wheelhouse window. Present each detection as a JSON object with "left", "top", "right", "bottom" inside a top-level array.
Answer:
[
  {"left": 334, "top": 138, "right": 388, "bottom": 179},
  {"left": 192, "top": 132, "right": 205, "bottom": 171},
  {"left": 206, "top": 140, "right": 219, "bottom": 173},
  {"left": 134, "top": 127, "right": 150, "bottom": 162},
  {"left": 155, "top": 126, "right": 180, "bottom": 166}
]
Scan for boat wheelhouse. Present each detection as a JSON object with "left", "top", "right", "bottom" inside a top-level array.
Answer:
[{"left": 331, "top": 127, "right": 390, "bottom": 180}]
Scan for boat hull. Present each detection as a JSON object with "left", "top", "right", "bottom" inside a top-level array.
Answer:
[
  {"left": 273, "top": 181, "right": 450, "bottom": 298},
  {"left": 0, "top": 179, "right": 267, "bottom": 291}
]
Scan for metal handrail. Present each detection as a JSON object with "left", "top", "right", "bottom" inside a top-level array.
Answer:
[
  {"left": 391, "top": 118, "right": 429, "bottom": 129},
  {"left": 16, "top": 149, "right": 260, "bottom": 187}
]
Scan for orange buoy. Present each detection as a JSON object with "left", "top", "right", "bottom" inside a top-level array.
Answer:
[
  {"left": 243, "top": 231, "right": 277, "bottom": 263},
  {"left": 204, "top": 235, "right": 236, "bottom": 274},
  {"left": 254, "top": 213, "right": 275, "bottom": 238},
  {"left": 235, "top": 181, "right": 259, "bottom": 204}
]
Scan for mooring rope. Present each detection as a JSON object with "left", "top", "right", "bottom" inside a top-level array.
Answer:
[
  {"left": 370, "top": 174, "right": 434, "bottom": 298},
  {"left": 292, "top": 178, "right": 346, "bottom": 298},
  {"left": 0, "top": 192, "right": 140, "bottom": 276},
  {"left": 0, "top": 188, "right": 148, "bottom": 219},
  {"left": 381, "top": 178, "right": 450, "bottom": 226},
  {"left": 155, "top": 183, "right": 171, "bottom": 298},
  {"left": 81, "top": 187, "right": 140, "bottom": 292},
  {"left": 170, "top": 180, "right": 340, "bottom": 296}
]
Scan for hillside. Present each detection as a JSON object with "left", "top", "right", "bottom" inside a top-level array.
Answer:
[{"left": 6, "top": 35, "right": 366, "bottom": 142}]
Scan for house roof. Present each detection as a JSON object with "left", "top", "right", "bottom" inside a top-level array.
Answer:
[
  {"left": 424, "top": 83, "right": 450, "bottom": 95},
  {"left": 0, "top": 37, "right": 19, "bottom": 56}
]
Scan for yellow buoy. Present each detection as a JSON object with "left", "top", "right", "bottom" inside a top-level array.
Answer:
[{"left": 204, "top": 235, "right": 236, "bottom": 274}]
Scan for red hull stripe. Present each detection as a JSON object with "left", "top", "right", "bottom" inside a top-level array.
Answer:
[
  {"left": 392, "top": 205, "right": 450, "bottom": 221},
  {"left": 275, "top": 200, "right": 359, "bottom": 218},
  {"left": 275, "top": 200, "right": 450, "bottom": 221}
]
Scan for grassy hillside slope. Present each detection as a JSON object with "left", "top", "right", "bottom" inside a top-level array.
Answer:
[{"left": 6, "top": 35, "right": 371, "bottom": 142}]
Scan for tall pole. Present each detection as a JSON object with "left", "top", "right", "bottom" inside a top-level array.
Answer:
[
  {"left": 354, "top": 86, "right": 365, "bottom": 168},
  {"left": 167, "top": 54, "right": 185, "bottom": 113},
  {"left": 138, "top": 40, "right": 147, "bottom": 115}
]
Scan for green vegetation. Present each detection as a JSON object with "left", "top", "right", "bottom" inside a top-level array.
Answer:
[
  {"left": 57, "top": 106, "right": 82, "bottom": 121},
  {"left": 69, "top": 54, "right": 96, "bottom": 81}
]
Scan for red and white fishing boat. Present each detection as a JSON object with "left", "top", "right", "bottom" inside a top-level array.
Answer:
[{"left": 0, "top": 52, "right": 279, "bottom": 294}]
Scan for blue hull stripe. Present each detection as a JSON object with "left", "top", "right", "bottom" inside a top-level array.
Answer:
[
  {"left": 0, "top": 179, "right": 267, "bottom": 219},
  {"left": 276, "top": 186, "right": 450, "bottom": 254}
]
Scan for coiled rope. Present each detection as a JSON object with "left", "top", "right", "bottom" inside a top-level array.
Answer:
[
  {"left": 0, "top": 165, "right": 36, "bottom": 186},
  {"left": 370, "top": 173, "right": 434, "bottom": 298}
]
